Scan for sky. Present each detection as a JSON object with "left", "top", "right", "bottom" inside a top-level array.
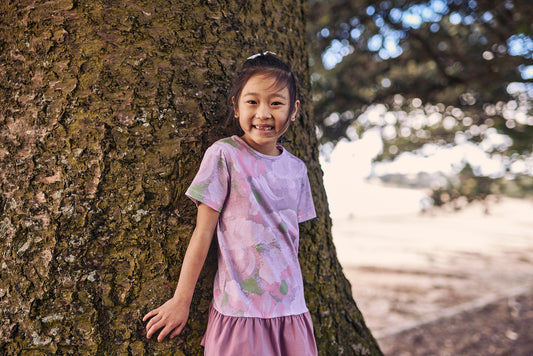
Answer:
[
  {"left": 320, "top": 130, "right": 427, "bottom": 219},
  {"left": 319, "top": 121, "right": 533, "bottom": 219}
]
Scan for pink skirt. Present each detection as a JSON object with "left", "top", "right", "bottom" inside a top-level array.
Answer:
[{"left": 201, "top": 305, "right": 318, "bottom": 356}]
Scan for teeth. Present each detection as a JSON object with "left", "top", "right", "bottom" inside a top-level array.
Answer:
[{"left": 253, "top": 125, "right": 273, "bottom": 131}]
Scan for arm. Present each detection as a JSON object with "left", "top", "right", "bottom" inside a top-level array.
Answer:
[{"left": 143, "top": 203, "right": 220, "bottom": 342}]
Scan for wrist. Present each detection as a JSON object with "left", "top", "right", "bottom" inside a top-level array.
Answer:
[{"left": 171, "top": 291, "right": 192, "bottom": 306}]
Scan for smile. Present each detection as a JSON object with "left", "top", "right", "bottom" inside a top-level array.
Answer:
[{"left": 253, "top": 125, "right": 274, "bottom": 131}]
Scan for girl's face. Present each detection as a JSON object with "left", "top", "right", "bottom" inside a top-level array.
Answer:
[{"left": 234, "top": 74, "right": 299, "bottom": 156}]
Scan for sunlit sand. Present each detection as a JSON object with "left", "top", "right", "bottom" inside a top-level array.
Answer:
[{"left": 330, "top": 182, "right": 533, "bottom": 339}]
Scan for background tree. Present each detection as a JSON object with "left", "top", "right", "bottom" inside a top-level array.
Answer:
[
  {"left": 0, "top": 0, "right": 381, "bottom": 355},
  {"left": 308, "top": 0, "right": 533, "bottom": 203}
]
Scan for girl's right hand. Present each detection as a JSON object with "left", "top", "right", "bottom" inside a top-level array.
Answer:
[
  {"left": 143, "top": 297, "right": 190, "bottom": 342},
  {"left": 143, "top": 204, "right": 218, "bottom": 342}
]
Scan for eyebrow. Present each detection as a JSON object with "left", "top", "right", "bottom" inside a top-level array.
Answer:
[{"left": 242, "top": 92, "right": 288, "bottom": 100}]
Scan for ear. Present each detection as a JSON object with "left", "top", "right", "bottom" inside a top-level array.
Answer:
[
  {"left": 291, "top": 100, "right": 300, "bottom": 121},
  {"left": 232, "top": 97, "right": 239, "bottom": 118}
]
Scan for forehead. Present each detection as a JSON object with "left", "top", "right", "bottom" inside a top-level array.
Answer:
[{"left": 241, "top": 74, "right": 289, "bottom": 96}]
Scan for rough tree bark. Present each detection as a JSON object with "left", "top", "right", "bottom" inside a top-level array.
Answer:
[{"left": 0, "top": 0, "right": 382, "bottom": 355}]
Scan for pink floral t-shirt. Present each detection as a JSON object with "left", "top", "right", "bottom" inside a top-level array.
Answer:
[{"left": 186, "top": 136, "right": 316, "bottom": 318}]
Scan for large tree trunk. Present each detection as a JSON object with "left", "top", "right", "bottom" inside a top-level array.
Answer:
[{"left": 0, "top": 0, "right": 381, "bottom": 355}]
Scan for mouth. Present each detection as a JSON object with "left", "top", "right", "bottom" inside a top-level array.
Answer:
[{"left": 252, "top": 124, "right": 274, "bottom": 131}]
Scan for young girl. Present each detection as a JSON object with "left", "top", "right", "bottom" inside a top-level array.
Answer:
[{"left": 143, "top": 52, "right": 318, "bottom": 355}]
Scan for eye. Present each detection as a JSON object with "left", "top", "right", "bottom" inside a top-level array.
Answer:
[
  {"left": 246, "top": 100, "right": 257, "bottom": 105},
  {"left": 271, "top": 101, "right": 284, "bottom": 106}
]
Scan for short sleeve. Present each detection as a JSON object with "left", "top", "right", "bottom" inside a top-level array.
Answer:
[
  {"left": 186, "top": 144, "right": 229, "bottom": 213},
  {"left": 297, "top": 167, "right": 316, "bottom": 223}
]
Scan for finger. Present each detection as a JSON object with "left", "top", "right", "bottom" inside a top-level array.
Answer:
[
  {"left": 169, "top": 324, "right": 184, "bottom": 339},
  {"left": 146, "top": 317, "right": 164, "bottom": 339},
  {"left": 157, "top": 324, "right": 175, "bottom": 343},
  {"left": 145, "top": 314, "right": 161, "bottom": 333},
  {"left": 146, "top": 324, "right": 155, "bottom": 339},
  {"left": 143, "top": 309, "right": 158, "bottom": 322},
  {"left": 147, "top": 324, "right": 161, "bottom": 340}
]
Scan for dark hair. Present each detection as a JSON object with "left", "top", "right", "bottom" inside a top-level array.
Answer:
[{"left": 227, "top": 53, "right": 299, "bottom": 129}]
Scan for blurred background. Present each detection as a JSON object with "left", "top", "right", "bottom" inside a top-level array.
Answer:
[{"left": 307, "top": 0, "right": 533, "bottom": 354}]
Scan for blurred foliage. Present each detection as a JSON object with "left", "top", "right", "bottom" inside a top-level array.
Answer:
[
  {"left": 430, "top": 164, "right": 533, "bottom": 207},
  {"left": 308, "top": 0, "right": 533, "bottom": 202},
  {"left": 431, "top": 163, "right": 498, "bottom": 206}
]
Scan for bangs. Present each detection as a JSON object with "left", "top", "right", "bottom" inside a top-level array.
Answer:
[
  {"left": 241, "top": 67, "right": 294, "bottom": 96},
  {"left": 261, "top": 68, "right": 293, "bottom": 94}
]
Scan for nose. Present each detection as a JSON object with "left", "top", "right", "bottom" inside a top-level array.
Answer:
[{"left": 256, "top": 103, "right": 272, "bottom": 119}]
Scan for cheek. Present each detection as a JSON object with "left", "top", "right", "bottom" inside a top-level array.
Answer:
[
  {"left": 278, "top": 111, "right": 291, "bottom": 125},
  {"left": 238, "top": 116, "right": 249, "bottom": 129}
]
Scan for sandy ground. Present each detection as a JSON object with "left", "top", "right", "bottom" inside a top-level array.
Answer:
[{"left": 331, "top": 194, "right": 533, "bottom": 355}]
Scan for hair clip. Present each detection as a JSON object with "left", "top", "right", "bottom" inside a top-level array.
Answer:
[{"left": 247, "top": 51, "right": 277, "bottom": 60}]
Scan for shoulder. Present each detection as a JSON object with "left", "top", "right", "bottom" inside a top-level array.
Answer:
[
  {"left": 281, "top": 146, "right": 305, "bottom": 164},
  {"left": 279, "top": 147, "right": 309, "bottom": 175},
  {"left": 203, "top": 137, "right": 239, "bottom": 158},
  {"left": 208, "top": 136, "right": 245, "bottom": 154},
  {"left": 201, "top": 137, "right": 252, "bottom": 171}
]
